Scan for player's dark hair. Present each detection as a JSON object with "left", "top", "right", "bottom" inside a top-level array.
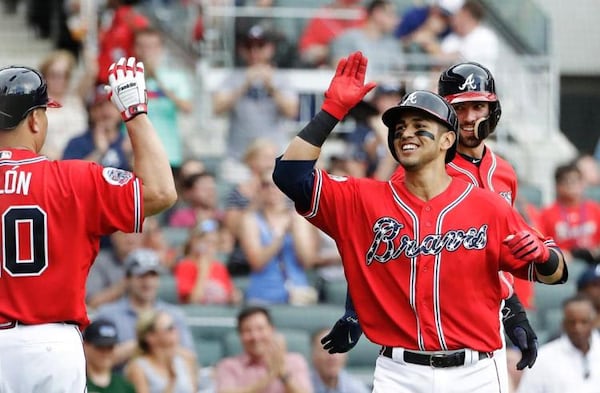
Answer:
[
  {"left": 237, "top": 306, "right": 273, "bottom": 330},
  {"left": 181, "top": 171, "right": 215, "bottom": 190},
  {"left": 462, "top": 0, "right": 485, "bottom": 21},
  {"left": 366, "top": 0, "right": 391, "bottom": 16},
  {"left": 562, "top": 293, "right": 594, "bottom": 310},
  {"left": 554, "top": 162, "right": 581, "bottom": 184}
]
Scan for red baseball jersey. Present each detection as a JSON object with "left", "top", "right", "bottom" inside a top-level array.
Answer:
[
  {"left": 391, "top": 147, "right": 536, "bottom": 307},
  {"left": 538, "top": 200, "right": 600, "bottom": 251},
  {"left": 303, "top": 170, "right": 554, "bottom": 352},
  {"left": 0, "top": 149, "right": 143, "bottom": 329},
  {"left": 391, "top": 147, "right": 518, "bottom": 205}
]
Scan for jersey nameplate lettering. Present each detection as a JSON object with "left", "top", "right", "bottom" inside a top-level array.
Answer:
[
  {"left": 0, "top": 169, "right": 31, "bottom": 195},
  {"left": 102, "top": 167, "right": 133, "bottom": 186},
  {"left": 366, "top": 217, "right": 488, "bottom": 265}
]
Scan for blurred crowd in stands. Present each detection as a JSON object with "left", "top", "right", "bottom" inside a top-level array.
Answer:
[{"left": 4, "top": 0, "right": 600, "bottom": 392}]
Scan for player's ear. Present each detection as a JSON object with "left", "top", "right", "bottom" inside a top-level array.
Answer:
[
  {"left": 440, "top": 126, "right": 455, "bottom": 151},
  {"left": 28, "top": 108, "right": 45, "bottom": 134}
]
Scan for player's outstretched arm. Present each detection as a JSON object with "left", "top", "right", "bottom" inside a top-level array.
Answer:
[
  {"left": 106, "top": 57, "right": 177, "bottom": 216},
  {"left": 273, "top": 52, "right": 375, "bottom": 206},
  {"left": 280, "top": 51, "right": 376, "bottom": 162},
  {"left": 502, "top": 293, "right": 538, "bottom": 370}
]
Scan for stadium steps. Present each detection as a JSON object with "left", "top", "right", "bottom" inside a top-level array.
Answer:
[{"left": 0, "top": 4, "right": 53, "bottom": 68}]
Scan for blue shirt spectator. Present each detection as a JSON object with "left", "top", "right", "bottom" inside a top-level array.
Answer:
[{"left": 63, "top": 128, "right": 130, "bottom": 170}]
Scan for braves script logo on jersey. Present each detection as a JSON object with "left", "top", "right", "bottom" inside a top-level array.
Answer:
[
  {"left": 365, "top": 217, "right": 488, "bottom": 265},
  {"left": 458, "top": 73, "right": 477, "bottom": 91}
]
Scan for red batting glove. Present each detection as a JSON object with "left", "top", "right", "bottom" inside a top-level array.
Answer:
[
  {"left": 322, "top": 51, "right": 377, "bottom": 120},
  {"left": 503, "top": 230, "right": 550, "bottom": 263}
]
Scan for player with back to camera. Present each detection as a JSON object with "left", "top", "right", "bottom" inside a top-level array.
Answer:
[
  {"left": 272, "top": 51, "right": 567, "bottom": 392},
  {"left": 324, "top": 62, "right": 543, "bottom": 378},
  {"left": 0, "top": 57, "right": 177, "bottom": 392}
]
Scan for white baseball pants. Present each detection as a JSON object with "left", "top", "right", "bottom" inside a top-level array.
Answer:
[
  {"left": 373, "top": 349, "right": 508, "bottom": 393},
  {"left": 0, "top": 323, "right": 86, "bottom": 393}
]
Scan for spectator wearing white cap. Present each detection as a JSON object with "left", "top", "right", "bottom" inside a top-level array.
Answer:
[{"left": 94, "top": 248, "right": 195, "bottom": 368}]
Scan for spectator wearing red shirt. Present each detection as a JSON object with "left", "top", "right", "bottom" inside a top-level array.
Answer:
[
  {"left": 538, "top": 162, "right": 600, "bottom": 264},
  {"left": 298, "top": 0, "right": 366, "bottom": 67},
  {"left": 97, "top": 0, "right": 149, "bottom": 84},
  {"left": 174, "top": 220, "right": 241, "bottom": 305}
]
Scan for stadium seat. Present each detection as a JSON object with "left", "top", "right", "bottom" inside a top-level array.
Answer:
[
  {"left": 568, "top": 259, "right": 590, "bottom": 283},
  {"left": 533, "top": 281, "right": 575, "bottom": 330},
  {"left": 346, "top": 336, "right": 380, "bottom": 369},
  {"left": 346, "top": 366, "right": 375, "bottom": 390},
  {"left": 182, "top": 304, "right": 239, "bottom": 340},
  {"left": 518, "top": 183, "right": 543, "bottom": 207},
  {"left": 232, "top": 276, "right": 250, "bottom": 296},
  {"left": 543, "top": 308, "right": 564, "bottom": 340},
  {"left": 194, "top": 338, "right": 225, "bottom": 367},
  {"left": 523, "top": 308, "right": 540, "bottom": 331},
  {"left": 161, "top": 226, "right": 190, "bottom": 249},
  {"left": 269, "top": 304, "right": 342, "bottom": 332},
  {"left": 584, "top": 185, "right": 600, "bottom": 202},
  {"left": 321, "top": 279, "right": 347, "bottom": 305},
  {"left": 157, "top": 273, "right": 179, "bottom": 304}
]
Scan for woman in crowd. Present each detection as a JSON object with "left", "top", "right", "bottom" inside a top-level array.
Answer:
[
  {"left": 39, "top": 49, "right": 89, "bottom": 159},
  {"left": 125, "top": 310, "right": 198, "bottom": 393}
]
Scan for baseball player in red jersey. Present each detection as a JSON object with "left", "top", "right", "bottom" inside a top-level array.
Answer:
[
  {"left": 324, "top": 62, "right": 539, "bottom": 377},
  {"left": 0, "top": 57, "right": 177, "bottom": 392},
  {"left": 272, "top": 51, "right": 567, "bottom": 392}
]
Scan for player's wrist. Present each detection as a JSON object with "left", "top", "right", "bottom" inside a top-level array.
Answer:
[
  {"left": 297, "top": 110, "right": 338, "bottom": 147},
  {"left": 321, "top": 99, "right": 348, "bottom": 121},
  {"left": 535, "top": 248, "right": 560, "bottom": 275},
  {"left": 121, "top": 104, "right": 148, "bottom": 122}
]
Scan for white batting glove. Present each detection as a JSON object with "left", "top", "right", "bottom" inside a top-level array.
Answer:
[{"left": 106, "top": 57, "right": 148, "bottom": 122}]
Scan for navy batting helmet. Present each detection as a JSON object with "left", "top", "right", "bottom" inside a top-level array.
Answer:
[
  {"left": 382, "top": 90, "right": 459, "bottom": 163},
  {"left": 0, "top": 65, "right": 61, "bottom": 130},
  {"left": 438, "top": 62, "right": 501, "bottom": 140}
]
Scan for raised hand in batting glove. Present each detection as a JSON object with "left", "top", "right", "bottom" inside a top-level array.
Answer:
[
  {"left": 106, "top": 57, "right": 148, "bottom": 122},
  {"left": 503, "top": 230, "right": 550, "bottom": 263},
  {"left": 322, "top": 51, "right": 376, "bottom": 121},
  {"left": 502, "top": 294, "right": 538, "bottom": 370}
]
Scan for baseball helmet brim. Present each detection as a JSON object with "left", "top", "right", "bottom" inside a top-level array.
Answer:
[
  {"left": 444, "top": 91, "right": 497, "bottom": 104},
  {"left": 47, "top": 98, "right": 62, "bottom": 108}
]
